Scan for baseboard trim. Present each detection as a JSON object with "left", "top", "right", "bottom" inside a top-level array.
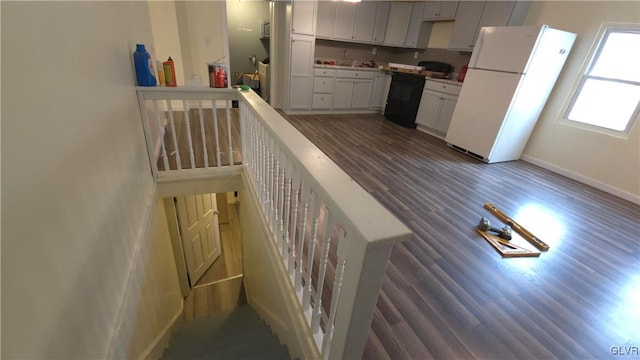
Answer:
[
  {"left": 140, "top": 303, "right": 184, "bottom": 360},
  {"left": 250, "top": 297, "right": 290, "bottom": 341},
  {"left": 520, "top": 155, "right": 640, "bottom": 205}
]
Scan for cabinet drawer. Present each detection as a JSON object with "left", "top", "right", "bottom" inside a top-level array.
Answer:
[
  {"left": 312, "top": 94, "right": 333, "bottom": 109},
  {"left": 313, "top": 77, "right": 334, "bottom": 93},
  {"left": 314, "top": 68, "right": 336, "bottom": 77},
  {"left": 335, "top": 69, "right": 375, "bottom": 79},
  {"left": 424, "top": 81, "right": 461, "bottom": 96}
]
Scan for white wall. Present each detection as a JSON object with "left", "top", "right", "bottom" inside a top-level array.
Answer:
[
  {"left": 1, "top": 2, "right": 181, "bottom": 358},
  {"left": 175, "top": 1, "right": 230, "bottom": 86},
  {"left": 149, "top": 0, "right": 186, "bottom": 86},
  {"left": 521, "top": 1, "right": 640, "bottom": 201}
]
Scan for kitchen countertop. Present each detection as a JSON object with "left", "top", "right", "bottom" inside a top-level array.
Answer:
[
  {"left": 426, "top": 77, "right": 463, "bottom": 86},
  {"left": 314, "top": 64, "right": 464, "bottom": 85},
  {"left": 314, "top": 64, "right": 383, "bottom": 72}
]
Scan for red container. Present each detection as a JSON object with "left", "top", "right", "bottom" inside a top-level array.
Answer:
[
  {"left": 208, "top": 63, "right": 228, "bottom": 88},
  {"left": 457, "top": 65, "right": 468, "bottom": 82}
]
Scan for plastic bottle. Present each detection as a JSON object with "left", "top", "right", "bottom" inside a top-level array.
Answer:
[
  {"left": 163, "top": 57, "right": 177, "bottom": 87},
  {"left": 156, "top": 60, "right": 166, "bottom": 86},
  {"left": 133, "top": 44, "right": 156, "bottom": 86}
]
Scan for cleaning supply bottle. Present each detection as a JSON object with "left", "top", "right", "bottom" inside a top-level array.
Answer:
[
  {"left": 163, "top": 57, "right": 177, "bottom": 87},
  {"left": 133, "top": 44, "right": 156, "bottom": 86},
  {"left": 156, "top": 60, "right": 166, "bottom": 86}
]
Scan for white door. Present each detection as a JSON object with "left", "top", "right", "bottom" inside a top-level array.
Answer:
[{"left": 176, "top": 193, "right": 221, "bottom": 285}]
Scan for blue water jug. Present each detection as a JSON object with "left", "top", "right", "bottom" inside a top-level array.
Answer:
[{"left": 133, "top": 44, "right": 156, "bottom": 86}]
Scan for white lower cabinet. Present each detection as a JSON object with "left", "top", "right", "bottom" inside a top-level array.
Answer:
[
  {"left": 333, "top": 70, "right": 374, "bottom": 109},
  {"left": 312, "top": 68, "right": 335, "bottom": 109},
  {"left": 370, "top": 73, "right": 391, "bottom": 110},
  {"left": 416, "top": 80, "right": 461, "bottom": 137}
]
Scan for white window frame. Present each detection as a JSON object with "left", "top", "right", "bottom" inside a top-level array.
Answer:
[{"left": 563, "top": 23, "right": 640, "bottom": 136}]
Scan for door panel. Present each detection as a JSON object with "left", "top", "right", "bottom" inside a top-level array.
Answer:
[{"left": 176, "top": 193, "right": 221, "bottom": 285}]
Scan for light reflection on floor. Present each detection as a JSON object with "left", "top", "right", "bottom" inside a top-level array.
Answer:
[
  {"left": 609, "top": 275, "right": 640, "bottom": 344},
  {"left": 512, "top": 202, "right": 566, "bottom": 248},
  {"left": 501, "top": 202, "right": 566, "bottom": 275}
]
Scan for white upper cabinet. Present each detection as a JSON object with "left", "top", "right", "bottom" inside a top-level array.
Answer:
[
  {"left": 316, "top": 1, "right": 336, "bottom": 39},
  {"left": 292, "top": 0, "right": 316, "bottom": 35},
  {"left": 353, "top": 2, "right": 377, "bottom": 42},
  {"left": 405, "top": 3, "right": 429, "bottom": 48},
  {"left": 334, "top": 2, "right": 358, "bottom": 40},
  {"left": 448, "top": 1, "right": 530, "bottom": 51},
  {"left": 384, "top": 3, "right": 413, "bottom": 47},
  {"left": 333, "top": 2, "right": 377, "bottom": 43},
  {"left": 372, "top": 2, "right": 390, "bottom": 44},
  {"left": 422, "top": 1, "right": 458, "bottom": 21}
]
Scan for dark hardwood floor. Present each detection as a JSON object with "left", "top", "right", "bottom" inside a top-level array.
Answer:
[{"left": 282, "top": 113, "right": 640, "bottom": 360}]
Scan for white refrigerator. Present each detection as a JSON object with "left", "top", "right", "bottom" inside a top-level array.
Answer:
[{"left": 445, "top": 25, "right": 576, "bottom": 163}]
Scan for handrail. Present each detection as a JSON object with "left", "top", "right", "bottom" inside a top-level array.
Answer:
[{"left": 136, "top": 86, "right": 412, "bottom": 359}]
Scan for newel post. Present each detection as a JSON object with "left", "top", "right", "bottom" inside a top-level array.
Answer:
[{"left": 326, "top": 234, "right": 398, "bottom": 360}]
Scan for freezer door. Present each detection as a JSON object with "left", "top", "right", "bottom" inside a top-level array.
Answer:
[
  {"left": 469, "top": 25, "right": 542, "bottom": 74},
  {"left": 445, "top": 68, "right": 523, "bottom": 160}
]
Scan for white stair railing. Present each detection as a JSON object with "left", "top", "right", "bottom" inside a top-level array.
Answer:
[
  {"left": 136, "top": 87, "right": 240, "bottom": 180},
  {"left": 136, "top": 87, "right": 411, "bottom": 359}
]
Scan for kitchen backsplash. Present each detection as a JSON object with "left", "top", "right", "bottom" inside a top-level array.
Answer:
[{"left": 315, "top": 39, "right": 471, "bottom": 75}]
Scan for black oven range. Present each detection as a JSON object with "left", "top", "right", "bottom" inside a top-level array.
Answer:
[{"left": 384, "top": 61, "right": 452, "bottom": 128}]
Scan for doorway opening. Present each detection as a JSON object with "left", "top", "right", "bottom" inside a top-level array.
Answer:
[{"left": 165, "top": 191, "right": 245, "bottom": 320}]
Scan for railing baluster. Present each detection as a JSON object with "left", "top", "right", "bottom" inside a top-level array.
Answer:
[
  {"left": 282, "top": 167, "right": 293, "bottom": 264},
  {"left": 272, "top": 148, "right": 281, "bottom": 239},
  {"left": 260, "top": 126, "right": 268, "bottom": 209},
  {"left": 166, "top": 100, "right": 182, "bottom": 170},
  {"left": 212, "top": 99, "right": 222, "bottom": 167},
  {"left": 226, "top": 100, "right": 233, "bottom": 166},
  {"left": 197, "top": 100, "right": 209, "bottom": 168},
  {"left": 152, "top": 100, "right": 170, "bottom": 172},
  {"left": 303, "top": 197, "right": 322, "bottom": 311},
  {"left": 311, "top": 214, "right": 335, "bottom": 334},
  {"left": 321, "top": 229, "right": 347, "bottom": 360},
  {"left": 266, "top": 150, "right": 278, "bottom": 234},
  {"left": 182, "top": 100, "right": 195, "bottom": 169},
  {"left": 277, "top": 161, "right": 286, "bottom": 248},
  {"left": 288, "top": 171, "right": 301, "bottom": 278},
  {"left": 295, "top": 180, "right": 310, "bottom": 291}
]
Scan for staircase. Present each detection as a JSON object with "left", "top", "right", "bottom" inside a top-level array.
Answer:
[{"left": 161, "top": 305, "right": 291, "bottom": 359}]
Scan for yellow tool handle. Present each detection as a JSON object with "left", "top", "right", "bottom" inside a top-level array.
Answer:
[{"left": 484, "top": 203, "right": 550, "bottom": 251}]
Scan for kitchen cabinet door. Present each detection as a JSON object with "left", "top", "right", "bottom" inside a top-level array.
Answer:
[
  {"left": 448, "top": 1, "right": 483, "bottom": 51},
  {"left": 289, "top": 34, "right": 314, "bottom": 109},
  {"left": 316, "top": 1, "right": 336, "bottom": 39},
  {"left": 477, "top": 1, "right": 516, "bottom": 31},
  {"left": 334, "top": 2, "right": 357, "bottom": 40},
  {"left": 290, "top": 76, "right": 312, "bottom": 109},
  {"left": 354, "top": 2, "right": 377, "bottom": 42},
  {"left": 333, "top": 79, "right": 355, "bottom": 109},
  {"left": 405, "top": 3, "right": 426, "bottom": 48},
  {"left": 384, "top": 3, "right": 412, "bottom": 47},
  {"left": 448, "top": 1, "right": 528, "bottom": 52},
  {"left": 370, "top": 73, "right": 391, "bottom": 110},
  {"left": 372, "top": 2, "right": 390, "bottom": 44},
  {"left": 352, "top": 79, "right": 373, "bottom": 108},
  {"left": 416, "top": 91, "right": 441, "bottom": 128},
  {"left": 435, "top": 95, "right": 458, "bottom": 133},
  {"left": 292, "top": 0, "right": 316, "bottom": 35},
  {"left": 423, "top": 1, "right": 458, "bottom": 21}
]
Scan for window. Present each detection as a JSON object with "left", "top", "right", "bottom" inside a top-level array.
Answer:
[{"left": 566, "top": 24, "right": 640, "bottom": 133}]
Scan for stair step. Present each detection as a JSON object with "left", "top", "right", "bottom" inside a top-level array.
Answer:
[{"left": 162, "top": 305, "right": 290, "bottom": 359}]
